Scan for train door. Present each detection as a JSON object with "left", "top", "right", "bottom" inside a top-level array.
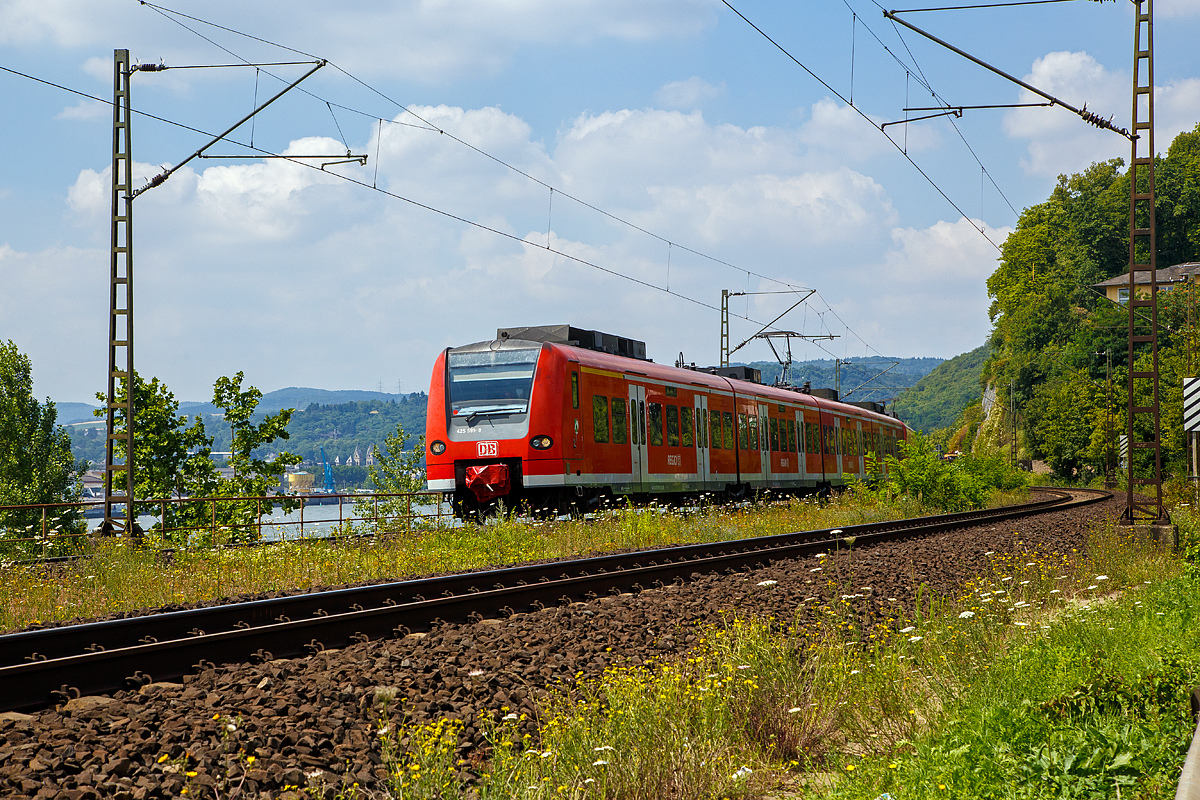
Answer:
[
  {"left": 757, "top": 403, "right": 771, "bottom": 485},
  {"left": 694, "top": 394, "right": 710, "bottom": 489},
  {"left": 834, "top": 417, "right": 843, "bottom": 477},
  {"left": 852, "top": 420, "right": 863, "bottom": 477},
  {"left": 796, "top": 409, "right": 808, "bottom": 483},
  {"left": 628, "top": 384, "right": 647, "bottom": 490},
  {"left": 564, "top": 367, "right": 583, "bottom": 463}
]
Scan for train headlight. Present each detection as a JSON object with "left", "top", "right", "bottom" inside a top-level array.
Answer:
[
  {"left": 430, "top": 440, "right": 447, "bottom": 455},
  {"left": 530, "top": 435, "right": 553, "bottom": 450}
]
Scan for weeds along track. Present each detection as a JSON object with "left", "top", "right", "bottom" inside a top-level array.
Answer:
[{"left": 0, "top": 488, "right": 1108, "bottom": 714}]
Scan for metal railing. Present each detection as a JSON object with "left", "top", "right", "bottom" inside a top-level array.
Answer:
[{"left": 0, "top": 491, "right": 450, "bottom": 559}]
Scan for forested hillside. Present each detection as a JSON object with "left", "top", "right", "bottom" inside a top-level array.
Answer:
[
  {"left": 70, "top": 395, "right": 428, "bottom": 473},
  {"left": 892, "top": 345, "right": 990, "bottom": 432},
  {"left": 982, "top": 122, "right": 1200, "bottom": 479}
]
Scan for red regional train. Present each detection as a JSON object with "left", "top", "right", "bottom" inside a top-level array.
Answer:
[{"left": 425, "top": 325, "right": 909, "bottom": 517}]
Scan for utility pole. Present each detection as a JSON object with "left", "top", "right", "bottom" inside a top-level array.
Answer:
[
  {"left": 1105, "top": 349, "right": 1115, "bottom": 489},
  {"left": 882, "top": 2, "right": 1159, "bottom": 527},
  {"left": 1123, "top": 0, "right": 1167, "bottom": 523},
  {"left": 101, "top": 50, "right": 136, "bottom": 537},
  {"left": 97, "top": 52, "right": 327, "bottom": 537}
]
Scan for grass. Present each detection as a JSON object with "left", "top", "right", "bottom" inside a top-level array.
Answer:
[
  {"left": 371, "top": 510, "right": 1198, "bottom": 800},
  {"left": 0, "top": 489, "right": 974, "bottom": 633}
]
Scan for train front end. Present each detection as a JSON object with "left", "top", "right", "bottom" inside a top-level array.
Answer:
[{"left": 426, "top": 338, "right": 564, "bottom": 516}]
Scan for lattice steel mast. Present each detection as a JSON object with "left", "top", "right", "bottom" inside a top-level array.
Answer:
[
  {"left": 102, "top": 49, "right": 136, "bottom": 536},
  {"left": 1123, "top": 0, "right": 1165, "bottom": 522}
]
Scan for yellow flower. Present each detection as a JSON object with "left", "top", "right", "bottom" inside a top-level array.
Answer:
[
  {"left": 157, "top": 754, "right": 169, "bottom": 764},
  {"left": 245, "top": 756, "right": 255, "bottom": 766},
  {"left": 186, "top": 771, "right": 198, "bottom": 777},
  {"left": 845, "top": 765, "right": 855, "bottom": 771}
]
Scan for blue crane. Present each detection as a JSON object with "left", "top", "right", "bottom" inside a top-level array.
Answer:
[{"left": 320, "top": 447, "right": 335, "bottom": 493}]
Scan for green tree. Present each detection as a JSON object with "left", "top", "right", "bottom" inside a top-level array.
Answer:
[
  {"left": 356, "top": 422, "right": 426, "bottom": 527},
  {"left": 94, "top": 371, "right": 210, "bottom": 514},
  {"left": 0, "top": 341, "right": 84, "bottom": 554},
  {"left": 178, "top": 372, "right": 300, "bottom": 544},
  {"left": 984, "top": 123, "right": 1200, "bottom": 480}
]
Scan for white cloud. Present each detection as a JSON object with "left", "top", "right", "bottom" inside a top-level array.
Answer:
[
  {"left": 0, "top": 0, "right": 718, "bottom": 82},
  {"left": 839, "top": 218, "right": 1009, "bottom": 357},
  {"left": 56, "top": 99, "right": 107, "bottom": 120},
  {"left": 655, "top": 77, "right": 724, "bottom": 109},
  {"left": 798, "top": 98, "right": 939, "bottom": 162},
  {"left": 1159, "top": 0, "right": 1200, "bottom": 17},
  {"left": 22, "top": 100, "right": 987, "bottom": 400},
  {"left": 1005, "top": 51, "right": 1200, "bottom": 176}
]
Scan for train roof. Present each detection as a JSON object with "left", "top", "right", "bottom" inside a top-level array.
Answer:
[{"left": 522, "top": 339, "right": 907, "bottom": 429}]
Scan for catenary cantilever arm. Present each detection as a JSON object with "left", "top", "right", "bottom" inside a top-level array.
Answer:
[
  {"left": 131, "top": 60, "right": 325, "bottom": 198},
  {"left": 883, "top": 10, "right": 1132, "bottom": 139}
]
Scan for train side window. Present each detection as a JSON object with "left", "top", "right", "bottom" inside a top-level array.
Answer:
[
  {"left": 737, "top": 413, "right": 749, "bottom": 450},
  {"left": 648, "top": 403, "right": 664, "bottom": 446},
  {"left": 700, "top": 408, "right": 707, "bottom": 448},
  {"left": 592, "top": 395, "right": 610, "bottom": 444},
  {"left": 666, "top": 404, "right": 680, "bottom": 447},
  {"left": 612, "top": 398, "right": 628, "bottom": 444},
  {"left": 787, "top": 419, "right": 797, "bottom": 453},
  {"left": 709, "top": 410, "right": 721, "bottom": 449},
  {"left": 681, "top": 406, "right": 694, "bottom": 447},
  {"left": 723, "top": 411, "right": 735, "bottom": 450},
  {"left": 749, "top": 414, "right": 760, "bottom": 451},
  {"left": 769, "top": 417, "right": 779, "bottom": 452},
  {"left": 571, "top": 372, "right": 579, "bottom": 409},
  {"left": 639, "top": 401, "right": 647, "bottom": 444}
]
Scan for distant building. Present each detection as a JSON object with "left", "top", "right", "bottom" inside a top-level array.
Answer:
[
  {"left": 365, "top": 446, "right": 375, "bottom": 467},
  {"left": 353, "top": 446, "right": 362, "bottom": 466},
  {"left": 1093, "top": 262, "right": 1200, "bottom": 304},
  {"left": 334, "top": 455, "right": 341, "bottom": 466}
]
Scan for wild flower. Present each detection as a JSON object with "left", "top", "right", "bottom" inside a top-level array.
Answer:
[
  {"left": 900, "top": 626, "right": 916, "bottom": 633},
  {"left": 757, "top": 579, "right": 778, "bottom": 587},
  {"left": 592, "top": 760, "right": 609, "bottom": 766},
  {"left": 958, "top": 611, "right": 975, "bottom": 619},
  {"left": 908, "top": 636, "right": 923, "bottom": 643}
]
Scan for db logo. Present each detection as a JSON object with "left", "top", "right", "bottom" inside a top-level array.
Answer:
[{"left": 477, "top": 441, "right": 499, "bottom": 457}]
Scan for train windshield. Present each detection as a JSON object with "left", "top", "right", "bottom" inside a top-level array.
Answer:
[{"left": 447, "top": 347, "right": 539, "bottom": 419}]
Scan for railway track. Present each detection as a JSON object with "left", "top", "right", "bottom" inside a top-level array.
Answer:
[{"left": 0, "top": 487, "right": 1110, "bottom": 713}]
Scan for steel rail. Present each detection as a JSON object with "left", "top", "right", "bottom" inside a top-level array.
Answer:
[{"left": 0, "top": 488, "right": 1110, "bottom": 712}]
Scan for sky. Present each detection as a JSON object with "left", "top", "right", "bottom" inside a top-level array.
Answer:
[{"left": 2, "top": 0, "right": 1199, "bottom": 403}]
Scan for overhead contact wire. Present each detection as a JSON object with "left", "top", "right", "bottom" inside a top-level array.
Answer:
[
  {"left": 718, "top": 0, "right": 999, "bottom": 251},
  {"left": 138, "top": 0, "right": 814, "bottom": 293}
]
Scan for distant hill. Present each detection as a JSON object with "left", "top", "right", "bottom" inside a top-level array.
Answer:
[
  {"left": 892, "top": 345, "right": 990, "bottom": 432},
  {"left": 178, "top": 387, "right": 411, "bottom": 417},
  {"left": 66, "top": 389, "right": 429, "bottom": 472},
  {"left": 55, "top": 402, "right": 102, "bottom": 424}
]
